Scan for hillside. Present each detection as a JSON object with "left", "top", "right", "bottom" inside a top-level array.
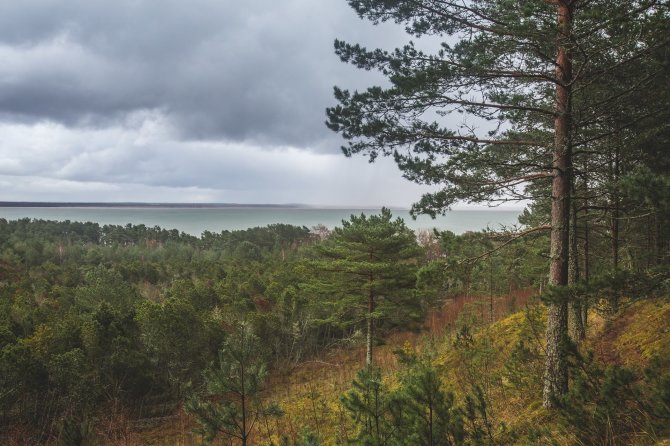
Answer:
[
  {"left": 1, "top": 219, "right": 666, "bottom": 445},
  {"left": 132, "top": 293, "right": 670, "bottom": 445}
]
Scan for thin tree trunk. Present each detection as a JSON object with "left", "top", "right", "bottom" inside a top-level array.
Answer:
[
  {"left": 609, "top": 144, "right": 620, "bottom": 314},
  {"left": 581, "top": 178, "right": 590, "bottom": 332},
  {"left": 543, "top": 0, "right": 573, "bottom": 409},
  {"left": 611, "top": 147, "right": 620, "bottom": 272},
  {"left": 647, "top": 214, "right": 653, "bottom": 269},
  {"left": 489, "top": 258, "right": 494, "bottom": 323},
  {"left": 656, "top": 215, "right": 664, "bottom": 265},
  {"left": 366, "top": 281, "right": 374, "bottom": 367},
  {"left": 429, "top": 403, "right": 434, "bottom": 446},
  {"left": 569, "top": 194, "right": 585, "bottom": 341},
  {"left": 241, "top": 363, "right": 247, "bottom": 446}
]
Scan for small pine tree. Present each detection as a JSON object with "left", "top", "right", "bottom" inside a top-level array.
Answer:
[
  {"left": 272, "top": 428, "right": 322, "bottom": 446},
  {"left": 185, "top": 324, "right": 282, "bottom": 446},
  {"left": 341, "top": 366, "right": 401, "bottom": 446},
  {"left": 559, "top": 352, "right": 670, "bottom": 445},
  {"left": 395, "top": 353, "right": 465, "bottom": 446},
  {"left": 59, "top": 416, "right": 96, "bottom": 446},
  {"left": 343, "top": 354, "right": 468, "bottom": 446}
]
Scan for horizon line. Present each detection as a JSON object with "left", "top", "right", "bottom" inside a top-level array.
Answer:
[{"left": 0, "top": 201, "right": 524, "bottom": 211}]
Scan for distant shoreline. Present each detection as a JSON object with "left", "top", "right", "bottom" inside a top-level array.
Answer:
[
  {"left": 0, "top": 202, "right": 520, "bottom": 211},
  {"left": 0, "top": 205, "right": 521, "bottom": 235},
  {"left": 0, "top": 202, "right": 310, "bottom": 209}
]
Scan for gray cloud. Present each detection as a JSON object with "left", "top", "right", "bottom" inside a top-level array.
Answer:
[
  {"left": 0, "top": 117, "right": 439, "bottom": 207},
  {"left": 0, "top": 0, "right": 409, "bottom": 149},
  {"left": 0, "top": 1, "right": 483, "bottom": 208}
]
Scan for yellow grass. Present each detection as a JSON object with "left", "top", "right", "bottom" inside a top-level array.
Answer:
[{"left": 132, "top": 294, "right": 670, "bottom": 445}]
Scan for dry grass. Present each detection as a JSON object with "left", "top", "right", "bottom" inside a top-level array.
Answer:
[
  {"left": 585, "top": 297, "right": 670, "bottom": 370},
  {"left": 262, "top": 289, "right": 536, "bottom": 445},
  {"left": 118, "top": 291, "right": 670, "bottom": 445},
  {"left": 614, "top": 299, "right": 670, "bottom": 366},
  {"left": 128, "top": 290, "right": 536, "bottom": 445}
]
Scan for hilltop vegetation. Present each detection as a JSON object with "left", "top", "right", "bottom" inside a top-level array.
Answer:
[
  {"left": 0, "top": 212, "right": 668, "bottom": 445},
  {"left": 0, "top": 215, "right": 537, "bottom": 444},
  {"left": 327, "top": 0, "right": 669, "bottom": 411},
  {"left": 255, "top": 294, "right": 670, "bottom": 446}
]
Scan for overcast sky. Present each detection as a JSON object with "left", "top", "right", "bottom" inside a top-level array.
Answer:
[{"left": 0, "top": 0, "right": 488, "bottom": 208}]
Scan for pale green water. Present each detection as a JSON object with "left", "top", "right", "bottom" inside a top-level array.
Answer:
[{"left": 0, "top": 207, "right": 521, "bottom": 236}]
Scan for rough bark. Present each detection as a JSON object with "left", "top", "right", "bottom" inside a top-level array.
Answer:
[
  {"left": 609, "top": 145, "right": 621, "bottom": 314},
  {"left": 543, "top": 0, "right": 573, "bottom": 409},
  {"left": 581, "top": 177, "right": 590, "bottom": 331},
  {"left": 366, "top": 282, "right": 374, "bottom": 367},
  {"left": 569, "top": 196, "right": 585, "bottom": 341},
  {"left": 611, "top": 146, "right": 620, "bottom": 272}
]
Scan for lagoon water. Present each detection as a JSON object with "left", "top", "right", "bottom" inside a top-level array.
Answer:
[{"left": 0, "top": 207, "right": 521, "bottom": 236}]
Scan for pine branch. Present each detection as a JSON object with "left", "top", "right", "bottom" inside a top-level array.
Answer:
[{"left": 464, "top": 225, "right": 552, "bottom": 264}]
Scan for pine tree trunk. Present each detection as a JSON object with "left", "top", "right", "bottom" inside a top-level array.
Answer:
[
  {"left": 581, "top": 176, "right": 590, "bottom": 332},
  {"left": 611, "top": 147, "right": 620, "bottom": 272},
  {"left": 647, "top": 214, "right": 653, "bottom": 269},
  {"left": 543, "top": 0, "right": 573, "bottom": 409},
  {"left": 366, "top": 283, "right": 374, "bottom": 367},
  {"left": 489, "top": 258, "right": 494, "bottom": 323},
  {"left": 569, "top": 193, "right": 585, "bottom": 341},
  {"left": 609, "top": 145, "right": 620, "bottom": 314},
  {"left": 241, "top": 363, "right": 247, "bottom": 446},
  {"left": 655, "top": 215, "right": 664, "bottom": 265}
]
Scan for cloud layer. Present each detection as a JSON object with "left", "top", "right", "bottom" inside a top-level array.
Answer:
[
  {"left": 0, "top": 0, "right": 409, "bottom": 145},
  {"left": 0, "top": 114, "right": 435, "bottom": 206},
  {"left": 0, "top": 0, "right": 441, "bottom": 206}
]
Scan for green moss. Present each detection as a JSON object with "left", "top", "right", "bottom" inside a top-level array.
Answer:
[{"left": 615, "top": 299, "right": 670, "bottom": 368}]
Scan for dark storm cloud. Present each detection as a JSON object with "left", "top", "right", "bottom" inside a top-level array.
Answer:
[
  {"left": 0, "top": 0, "right": 408, "bottom": 150},
  {"left": 0, "top": 0, "right": 453, "bottom": 207}
]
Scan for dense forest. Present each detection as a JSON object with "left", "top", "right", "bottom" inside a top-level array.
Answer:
[
  {"left": 2, "top": 0, "right": 670, "bottom": 444},
  {"left": 0, "top": 215, "right": 535, "bottom": 439},
  {"left": 0, "top": 200, "right": 667, "bottom": 444}
]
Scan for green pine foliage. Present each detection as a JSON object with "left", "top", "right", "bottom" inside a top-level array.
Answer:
[
  {"left": 1, "top": 208, "right": 668, "bottom": 444},
  {"left": 0, "top": 219, "right": 321, "bottom": 441},
  {"left": 185, "top": 324, "right": 282, "bottom": 445},
  {"left": 394, "top": 352, "right": 465, "bottom": 446},
  {"left": 309, "top": 208, "right": 424, "bottom": 364},
  {"left": 327, "top": 0, "right": 669, "bottom": 410},
  {"left": 559, "top": 352, "right": 670, "bottom": 445},
  {"left": 341, "top": 350, "right": 520, "bottom": 445},
  {"left": 0, "top": 0, "right": 668, "bottom": 441},
  {"left": 340, "top": 366, "right": 400, "bottom": 446},
  {"left": 58, "top": 417, "right": 96, "bottom": 446}
]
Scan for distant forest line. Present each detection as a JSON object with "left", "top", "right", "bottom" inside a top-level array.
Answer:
[{"left": 0, "top": 202, "right": 311, "bottom": 209}]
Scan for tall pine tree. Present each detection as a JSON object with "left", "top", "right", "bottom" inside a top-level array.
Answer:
[{"left": 327, "top": 0, "right": 665, "bottom": 406}]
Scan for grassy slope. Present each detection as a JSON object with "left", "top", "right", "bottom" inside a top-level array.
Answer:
[
  {"left": 134, "top": 294, "right": 670, "bottom": 445},
  {"left": 266, "top": 296, "right": 670, "bottom": 445}
]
